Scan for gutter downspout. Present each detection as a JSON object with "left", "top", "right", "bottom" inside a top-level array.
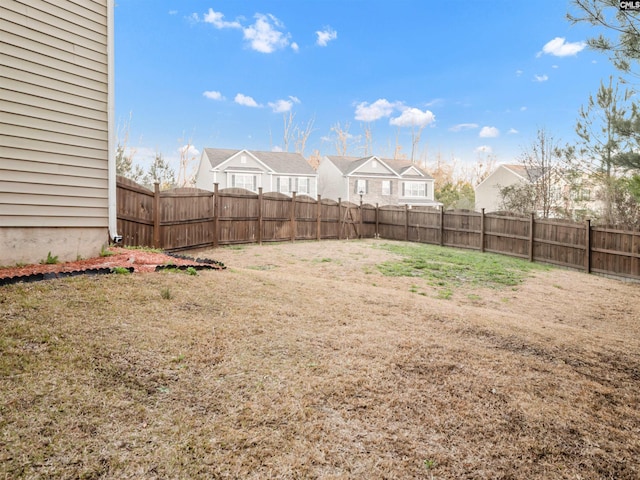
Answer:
[{"left": 107, "top": 0, "right": 121, "bottom": 243}]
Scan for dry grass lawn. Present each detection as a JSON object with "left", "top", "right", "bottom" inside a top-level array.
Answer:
[{"left": 1, "top": 239, "right": 639, "bottom": 479}]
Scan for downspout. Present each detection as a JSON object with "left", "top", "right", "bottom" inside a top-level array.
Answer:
[{"left": 107, "top": 0, "right": 121, "bottom": 243}]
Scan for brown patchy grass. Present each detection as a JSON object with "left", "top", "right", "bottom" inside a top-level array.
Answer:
[{"left": 1, "top": 239, "right": 639, "bottom": 479}]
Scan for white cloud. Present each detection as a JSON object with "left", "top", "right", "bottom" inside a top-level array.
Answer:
[
  {"left": 316, "top": 27, "right": 337, "bottom": 47},
  {"left": 479, "top": 126, "right": 499, "bottom": 138},
  {"left": 508, "top": 128, "right": 519, "bottom": 134},
  {"left": 291, "top": 42, "right": 299, "bottom": 52},
  {"left": 268, "top": 99, "right": 294, "bottom": 113},
  {"left": 203, "top": 91, "right": 223, "bottom": 101},
  {"left": 539, "top": 37, "right": 586, "bottom": 57},
  {"left": 234, "top": 93, "right": 260, "bottom": 107},
  {"left": 354, "top": 99, "right": 398, "bottom": 122},
  {"left": 534, "top": 74, "right": 549, "bottom": 82},
  {"left": 515, "top": 69, "right": 523, "bottom": 76},
  {"left": 243, "top": 14, "right": 291, "bottom": 53},
  {"left": 169, "top": 10, "right": 177, "bottom": 15},
  {"left": 390, "top": 107, "right": 435, "bottom": 128},
  {"left": 449, "top": 123, "right": 478, "bottom": 132},
  {"left": 475, "top": 145, "right": 493, "bottom": 154},
  {"left": 202, "top": 8, "right": 241, "bottom": 29},
  {"left": 520, "top": 106, "right": 527, "bottom": 111},
  {"left": 179, "top": 144, "right": 200, "bottom": 157},
  {"left": 272, "top": 145, "right": 283, "bottom": 152}
]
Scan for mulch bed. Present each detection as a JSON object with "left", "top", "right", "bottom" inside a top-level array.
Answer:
[{"left": 0, "top": 248, "right": 225, "bottom": 286}]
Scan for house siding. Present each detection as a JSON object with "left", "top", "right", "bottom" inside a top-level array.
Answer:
[
  {"left": 0, "top": 0, "right": 111, "bottom": 264},
  {"left": 475, "top": 166, "right": 523, "bottom": 213}
]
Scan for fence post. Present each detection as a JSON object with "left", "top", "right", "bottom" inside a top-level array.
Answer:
[
  {"left": 316, "top": 194, "right": 322, "bottom": 241},
  {"left": 258, "top": 187, "right": 263, "bottom": 245},
  {"left": 528, "top": 213, "right": 535, "bottom": 262},
  {"left": 213, "top": 183, "right": 219, "bottom": 248},
  {"left": 375, "top": 203, "right": 379, "bottom": 239},
  {"left": 153, "top": 182, "right": 161, "bottom": 249},
  {"left": 585, "top": 219, "right": 591, "bottom": 273},
  {"left": 290, "top": 192, "right": 297, "bottom": 242},
  {"left": 439, "top": 206, "right": 444, "bottom": 246},
  {"left": 404, "top": 204, "right": 409, "bottom": 241},
  {"left": 338, "top": 198, "right": 342, "bottom": 240},
  {"left": 480, "top": 208, "right": 485, "bottom": 253}
]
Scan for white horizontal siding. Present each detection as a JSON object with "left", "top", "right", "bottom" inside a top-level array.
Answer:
[
  {"left": 1, "top": 147, "right": 108, "bottom": 171},
  {"left": 3, "top": 0, "right": 107, "bottom": 48},
  {"left": 0, "top": 192, "right": 106, "bottom": 208},
  {"left": 1, "top": 158, "right": 107, "bottom": 180},
  {"left": 0, "top": 0, "right": 109, "bottom": 228},
  {"left": 0, "top": 180, "right": 107, "bottom": 199},
  {"left": 1, "top": 111, "right": 107, "bottom": 142}
]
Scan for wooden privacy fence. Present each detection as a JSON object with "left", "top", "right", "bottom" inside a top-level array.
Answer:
[{"left": 116, "top": 177, "right": 640, "bottom": 281}]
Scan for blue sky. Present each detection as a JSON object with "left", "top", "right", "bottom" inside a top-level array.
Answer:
[{"left": 114, "top": 1, "right": 620, "bottom": 175}]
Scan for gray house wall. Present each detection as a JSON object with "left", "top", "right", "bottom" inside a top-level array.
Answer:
[
  {"left": 1, "top": 0, "right": 113, "bottom": 265},
  {"left": 475, "top": 166, "right": 523, "bottom": 213}
]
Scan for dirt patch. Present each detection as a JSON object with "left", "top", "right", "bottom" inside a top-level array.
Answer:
[{"left": 1, "top": 239, "right": 639, "bottom": 479}]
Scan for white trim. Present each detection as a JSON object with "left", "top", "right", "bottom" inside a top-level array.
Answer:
[
  {"left": 107, "top": 0, "right": 119, "bottom": 242},
  {"left": 350, "top": 156, "right": 399, "bottom": 177},
  {"left": 400, "top": 165, "right": 425, "bottom": 177},
  {"left": 216, "top": 149, "right": 275, "bottom": 173}
]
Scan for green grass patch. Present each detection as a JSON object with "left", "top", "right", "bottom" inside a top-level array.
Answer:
[{"left": 375, "top": 243, "right": 549, "bottom": 294}]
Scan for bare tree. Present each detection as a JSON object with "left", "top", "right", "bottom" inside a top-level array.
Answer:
[
  {"left": 361, "top": 123, "right": 373, "bottom": 156},
  {"left": 176, "top": 137, "right": 198, "bottom": 188},
  {"left": 115, "top": 112, "right": 144, "bottom": 182},
  {"left": 282, "top": 112, "right": 295, "bottom": 152},
  {"left": 293, "top": 116, "right": 316, "bottom": 156},
  {"left": 307, "top": 149, "right": 322, "bottom": 170},
  {"left": 410, "top": 124, "right": 426, "bottom": 163},
  {"left": 331, "top": 122, "right": 352, "bottom": 156}
]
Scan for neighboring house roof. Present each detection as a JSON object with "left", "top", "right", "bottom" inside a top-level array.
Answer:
[
  {"left": 324, "top": 155, "right": 434, "bottom": 179},
  {"left": 203, "top": 148, "right": 316, "bottom": 175},
  {"left": 500, "top": 164, "right": 544, "bottom": 183}
]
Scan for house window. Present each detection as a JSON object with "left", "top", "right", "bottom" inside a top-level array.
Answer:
[
  {"left": 240, "top": 155, "right": 247, "bottom": 164},
  {"left": 278, "top": 176, "right": 291, "bottom": 194},
  {"left": 355, "top": 179, "right": 367, "bottom": 194},
  {"left": 382, "top": 180, "right": 392, "bottom": 195},
  {"left": 297, "top": 177, "right": 309, "bottom": 195},
  {"left": 403, "top": 181, "right": 426, "bottom": 197},
  {"left": 231, "top": 173, "right": 256, "bottom": 191}
]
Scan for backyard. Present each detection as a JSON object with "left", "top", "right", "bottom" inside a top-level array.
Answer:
[{"left": 1, "top": 239, "right": 639, "bottom": 479}]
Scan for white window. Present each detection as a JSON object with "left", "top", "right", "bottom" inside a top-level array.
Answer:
[
  {"left": 240, "top": 155, "right": 247, "bottom": 164},
  {"left": 278, "top": 176, "right": 291, "bottom": 194},
  {"left": 403, "top": 181, "right": 426, "bottom": 197},
  {"left": 297, "top": 177, "right": 309, "bottom": 195},
  {"left": 382, "top": 180, "right": 391, "bottom": 195},
  {"left": 231, "top": 173, "right": 256, "bottom": 191},
  {"left": 355, "top": 179, "right": 367, "bottom": 194}
]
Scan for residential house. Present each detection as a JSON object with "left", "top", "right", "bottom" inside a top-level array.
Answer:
[
  {"left": 317, "top": 155, "right": 439, "bottom": 207},
  {"left": 475, "top": 164, "right": 541, "bottom": 213},
  {"left": 195, "top": 148, "right": 318, "bottom": 196},
  {"left": 475, "top": 164, "right": 600, "bottom": 218},
  {"left": 0, "top": 0, "right": 116, "bottom": 265}
]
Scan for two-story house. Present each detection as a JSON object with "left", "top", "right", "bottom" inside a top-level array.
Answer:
[
  {"left": 317, "top": 155, "right": 439, "bottom": 207},
  {"left": 195, "top": 148, "right": 318, "bottom": 197}
]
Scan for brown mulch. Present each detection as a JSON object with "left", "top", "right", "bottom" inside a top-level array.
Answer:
[{"left": 0, "top": 248, "right": 219, "bottom": 280}]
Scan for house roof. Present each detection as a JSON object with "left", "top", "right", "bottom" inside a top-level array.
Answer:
[
  {"left": 501, "top": 164, "right": 544, "bottom": 183},
  {"left": 325, "top": 155, "right": 434, "bottom": 179},
  {"left": 203, "top": 148, "right": 316, "bottom": 175}
]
